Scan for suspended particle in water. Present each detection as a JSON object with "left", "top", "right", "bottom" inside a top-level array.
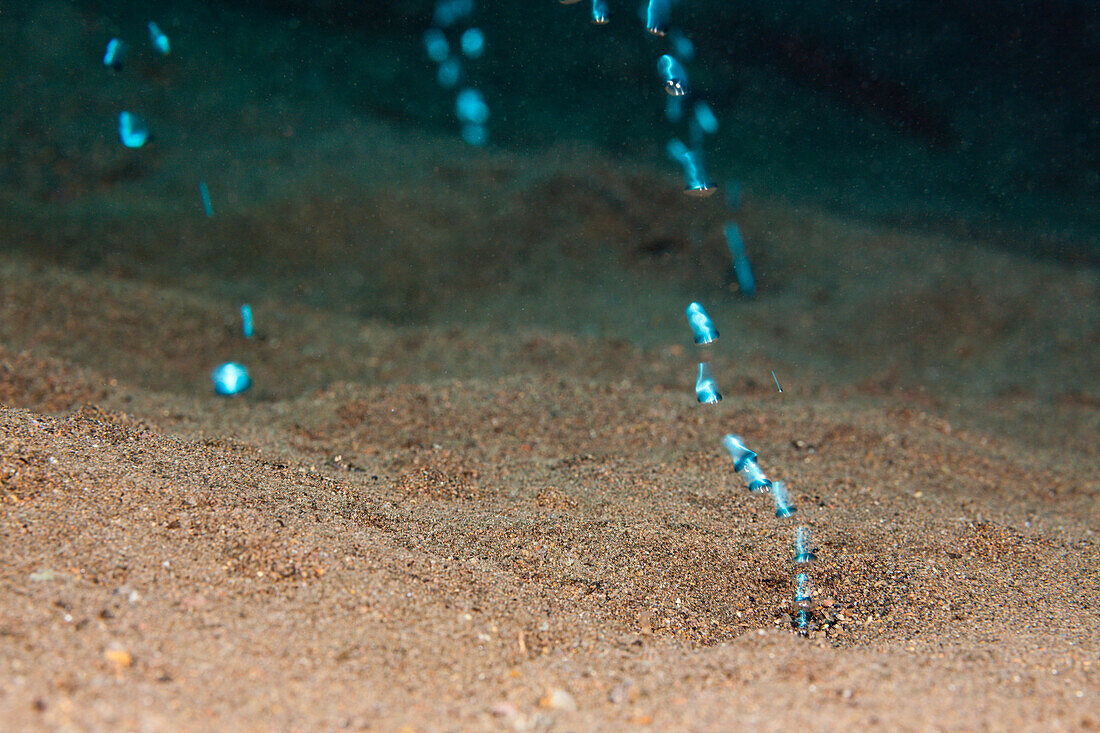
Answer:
[
  {"left": 590, "top": 0, "right": 610, "bottom": 24},
  {"left": 657, "top": 54, "right": 689, "bottom": 96},
  {"left": 794, "top": 526, "right": 818, "bottom": 563},
  {"left": 771, "top": 481, "right": 796, "bottom": 518},
  {"left": 211, "top": 362, "right": 251, "bottom": 396},
  {"left": 685, "top": 302, "right": 719, "bottom": 345},
  {"left": 423, "top": 27, "right": 450, "bottom": 63},
  {"left": 645, "top": 0, "right": 671, "bottom": 35},
  {"left": 460, "top": 27, "right": 485, "bottom": 58},
  {"left": 695, "top": 362, "right": 722, "bottom": 404},
  {"left": 721, "top": 434, "right": 773, "bottom": 492},
  {"left": 437, "top": 57, "right": 462, "bottom": 88},
  {"left": 241, "top": 304, "right": 254, "bottom": 338},
  {"left": 669, "top": 29, "right": 694, "bottom": 60},
  {"left": 724, "top": 222, "right": 756, "bottom": 297},
  {"left": 118, "top": 112, "right": 149, "bottom": 148},
  {"left": 147, "top": 21, "right": 170, "bottom": 55},
  {"left": 103, "top": 38, "right": 127, "bottom": 70},
  {"left": 198, "top": 181, "right": 213, "bottom": 218},
  {"left": 433, "top": 0, "right": 474, "bottom": 28}
]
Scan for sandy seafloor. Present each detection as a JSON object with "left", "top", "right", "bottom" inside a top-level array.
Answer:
[{"left": 1, "top": 0, "right": 1099, "bottom": 730}]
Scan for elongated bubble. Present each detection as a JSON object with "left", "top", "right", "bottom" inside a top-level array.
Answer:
[
  {"left": 591, "top": 0, "right": 610, "bottom": 24},
  {"left": 646, "top": 0, "right": 671, "bottom": 35},
  {"left": 685, "top": 302, "right": 719, "bottom": 345},
  {"left": 103, "top": 38, "right": 126, "bottom": 70},
  {"left": 148, "top": 21, "right": 170, "bottom": 55},
  {"left": 721, "top": 434, "right": 773, "bottom": 492},
  {"left": 118, "top": 112, "right": 149, "bottom": 148},
  {"left": 724, "top": 223, "right": 756, "bottom": 297},
  {"left": 794, "top": 526, "right": 818, "bottom": 563},
  {"left": 241, "top": 304, "right": 254, "bottom": 339},
  {"left": 657, "top": 54, "right": 689, "bottom": 96},
  {"left": 695, "top": 362, "right": 722, "bottom": 404},
  {"left": 771, "top": 481, "right": 796, "bottom": 518}
]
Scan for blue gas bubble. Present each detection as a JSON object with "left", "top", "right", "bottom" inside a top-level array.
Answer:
[
  {"left": 460, "top": 27, "right": 485, "bottom": 58},
  {"left": 212, "top": 362, "right": 251, "bottom": 396},
  {"left": 645, "top": 0, "right": 671, "bottom": 35},
  {"left": 148, "top": 21, "right": 170, "bottom": 55},
  {"left": 103, "top": 38, "right": 127, "bottom": 70},
  {"left": 721, "top": 434, "right": 773, "bottom": 492},
  {"left": 241, "top": 304, "right": 254, "bottom": 338},
  {"left": 669, "top": 29, "right": 694, "bottom": 60},
  {"left": 433, "top": 0, "right": 474, "bottom": 28},
  {"left": 679, "top": 149, "right": 715, "bottom": 197},
  {"left": 118, "top": 112, "right": 149, "bottom": 148},
  {"left": 695, "top": 362, "right": 722, "bottom": 404},
  {"left": 794, "top": 526, "right": 818, "bottom": 563},
  {"left": 771, "top": 481, "right": 796, "bottom": 518},
  {"left": 657, "top": 54, "right": 688, "bottom": 96},
  {"left": 693, "top": 101, "right": 719, "bottom": 134},
  {"left": 456, "top": 88, "right": 489, "bottom": 125},
  {"left": 423, "top": 28, "right": 450, "bottom": 63},
  {"left": 794, "top": 572, "right": 814, "bottom": 632},
  {"left": 590, "top": 0, "right": 610, "bottom": 24},
  {"left": 437, "top": 57, "right": 462, "bottom": 88},
  {"left": 685, "top": 302, "right": 719, "bottom": 345},
  {"left": 724, "top": 223, "right": 756, "bottom": 298},
  {"left": 199, "top": 181, "right": 213, "bottom": 218},
  {"left": 461, "top": 122, "right": 488, "bottom": 146}
]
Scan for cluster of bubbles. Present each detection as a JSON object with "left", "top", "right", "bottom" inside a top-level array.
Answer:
[
  {"left": 557, "top": 0, "right": 758, "bottom": 297},
  {"left": 685, "top": 303, "right": 823, "bottom": 635},
  {"left": 104, "top": 22, "right": 170, "bottom": 149},
  {"left": 104, "top": 22, "right": 253, "bottom": 395},
  {"left": 424, "top": 0, "right": 490, "bottom": 146}
]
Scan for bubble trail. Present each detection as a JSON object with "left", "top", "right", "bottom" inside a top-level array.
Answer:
[
  {"left": 590, "top": 0, "right": 610, "bottom": 24},
  {"left": 118, "top": 112, "right": 149, "bottom": 149},
  {"left": 685, "top": 302, "right": 719, "bottom": 345},
  {"left": 724, "top": 222, "right": 756, "bottom": 297},
  {"left": 147, "top": 21, "right": 170, "bottom": 55},
  {"left": 721, "top": 434, "right": 773, "bottom": 492},
  {"left": 241, "top": 304, "right": 254, "bottom": 338},
  {"left": 771, "top": 480, "right": 796, "bottom": 518},
  {"left": 794, "top": 572, "right": 814, "bottom": 633},
  {"left": 794, "top": 526, "right": 817, "bottom": 563},
  {"left": 657, "top": 55, "right": 689, "bottom": 96},
  {"left": 103, "top": 38, "right": 126, "bottom": 70},
  {"left": 669, "top": 29, "right": 694, "bottom": 60},
  {"left": 772, "top": 370, "right": 783, "bottom": 392},
  {"left": 211, "top": 362, "right": 251, "bottom": 396},
  {"left": 198, "top": 181, "right": 213, "bottom": 218},
  {"left": 645, "top": 0, "right": 671, "bottom": 35},
  {"left": 456, "top": 87, "right": 489, "bottom": 146},
  {"left": 695, "top": 362, "right": 722, "bottom": 404}
]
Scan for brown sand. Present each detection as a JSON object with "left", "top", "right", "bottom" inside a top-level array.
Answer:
[
  {"left": 1, "top": 206, "right": 1098, "bottom": 730},
  {"left": 2, "top": 2, "right": 1099, "bottom": 728}
]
